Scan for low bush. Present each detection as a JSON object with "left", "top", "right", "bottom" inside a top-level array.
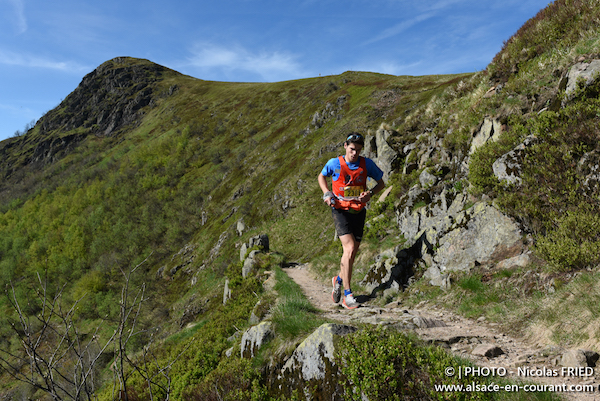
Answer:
[{"left": 336, "top": 326, "right": 559, "bottom": 401}]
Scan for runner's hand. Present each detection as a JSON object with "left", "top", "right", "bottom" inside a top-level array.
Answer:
[
  {"left": 359, "top": 191, "right": 372, "bottom": 203},
  {"left": 323, "top": 191, "right": 335, "bottom": 206}
]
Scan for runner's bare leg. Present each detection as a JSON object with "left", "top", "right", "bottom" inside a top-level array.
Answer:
[{"left": 339, "top": 233, "right": 360, "bottom": 291}]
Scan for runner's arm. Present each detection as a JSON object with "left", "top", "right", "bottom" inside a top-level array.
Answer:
[
  {"left": 318, "top": 173, "right": 335, "bottom": 206},
  {"left": 359, "top": 178, "right": 385, "bottom": 203}
]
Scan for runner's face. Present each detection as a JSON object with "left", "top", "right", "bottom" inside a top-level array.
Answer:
[{"left": 344, "top": 142, "right": 362, "bottom": 163}]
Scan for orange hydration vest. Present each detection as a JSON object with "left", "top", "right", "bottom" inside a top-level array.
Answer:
[{"left": 332, "top": 156, "right": 367, "bottom": 211}]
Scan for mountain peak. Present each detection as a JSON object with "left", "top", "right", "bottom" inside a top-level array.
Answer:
[{"left": 39, "top": 57, "right": 169, "bottom": 138}]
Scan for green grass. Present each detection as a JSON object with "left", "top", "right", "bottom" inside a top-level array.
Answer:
[
  {"left": 6, "top": 1, "right": 600, "bottom": 394},
  {"left": 455, "top": 275, "right": 501, "bottom": 318},
  {"left": 271, "top": 266, "right": 326, "bottom": 339}
]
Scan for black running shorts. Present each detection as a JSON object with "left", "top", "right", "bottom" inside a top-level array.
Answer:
[{"left": 331, "top": 208, "right": 367, "bottom": 242}]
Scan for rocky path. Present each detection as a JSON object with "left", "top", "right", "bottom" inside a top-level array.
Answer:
[{"left": 283, "top": 263, "right": 599, "bottom": 401}]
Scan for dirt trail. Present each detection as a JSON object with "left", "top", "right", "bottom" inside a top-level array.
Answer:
[{"left": 283, "top": 263, "right": 599, "bottom": 401}]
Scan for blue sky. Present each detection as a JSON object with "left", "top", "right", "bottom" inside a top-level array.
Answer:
[{"left": 0, "top": 0, "right": 551, "bottom": 142}]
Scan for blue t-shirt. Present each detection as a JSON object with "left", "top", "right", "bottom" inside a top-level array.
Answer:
[{"left": 321, "top": 156, "right": 384, "bottom": 182}]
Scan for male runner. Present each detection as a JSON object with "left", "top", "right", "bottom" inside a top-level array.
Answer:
[{"left": 317, "top": 132, "right": 385, "bottom": 309}]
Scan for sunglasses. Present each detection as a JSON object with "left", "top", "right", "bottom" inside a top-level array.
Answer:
[{"left": 346, "top": 134, "right": 364, "bottom": 142}]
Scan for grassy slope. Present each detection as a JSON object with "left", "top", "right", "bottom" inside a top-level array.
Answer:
[
  {"left": 4, "top": 0, "right": 600, "bottom": 396},
  {"left": 0, "top": 57, "right": 470, "bottom": 398},
  {"left": 402, "top": 0, "right": 600, "bottom": 352}
]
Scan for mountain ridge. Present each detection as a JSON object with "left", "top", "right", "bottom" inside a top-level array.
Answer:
[{"left": 2, "top": 0, "right": 600, "bottom": 398}]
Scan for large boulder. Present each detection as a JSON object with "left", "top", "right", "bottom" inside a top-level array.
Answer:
[
  {"left": 276, "top": 323, "right": 357, "bottom": 400},
  {"left": 433, "top": 202, "right": 522, "bottom": 272},
  {"left": 560, "top": 349, "right": 599, "bottom": 368}
]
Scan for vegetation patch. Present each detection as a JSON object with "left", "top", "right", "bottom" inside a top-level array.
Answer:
[{"left": 336, "top": 326, "right": 560, "bottom": 401}]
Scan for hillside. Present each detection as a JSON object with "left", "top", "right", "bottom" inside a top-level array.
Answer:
[{"left": 1, "top": 0, "right": 600, "bottom": 399}]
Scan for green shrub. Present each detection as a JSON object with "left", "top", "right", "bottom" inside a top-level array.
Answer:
[
  {"left": 536, "top": 210, "right": 600, "bottom": 271},
  {"left": 181, "top": 358, "right": 268, "bottom": 401},
  {"left": 468, "top": 140, "right": 518, "bottom": 195},
  {"left": 488, "top": 0, "right": 600, "bottom": 81},
  {"left": 336, "top": 326, "right": 558, "bottom": 401}
]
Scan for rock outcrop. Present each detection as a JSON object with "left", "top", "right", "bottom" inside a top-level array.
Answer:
[
  {"left": 492, "top": 135, "right": 537, "bottom": 186},
  {"left": 364, "top": 123, "right": 401, "bottom": 182},
  {"left": 433, "top": 202, "right": 522, "bottom": 272},
  {"left": 241, "top": 321, "right": 273, "bottom": 358},
  {"left": 240, "top": 234, "right": 270, "bottom": 278},
  {"left": 469, "top": 117, "right": 502, "bottom": 155},
  {"left": 273, "top": 323, "right": 357, "bottom": 400},
  {"left": 396, "top": 183, "right": 523, "bottom": 277},
  {"left": 39, "top": 57, "right": 167, "bottom": 138},
  {"left": 360, "top": 245, "right": 420, "bottom": 296},
  {"left": 240, "top": 234, "right": 270, "bottom": 262},
  {"left": 562, "top": 59, "right": 600, "bottom": 104},
  {"left": 560, "top": 349, "right": 599, "bottom": 368}
]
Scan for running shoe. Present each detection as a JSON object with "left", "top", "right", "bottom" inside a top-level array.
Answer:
[
  {"left": 342, "top": 293, "right": 360, "bottom": 310},
  {"left": 331, "top": 276, "right": 342, "bottom": 303}
]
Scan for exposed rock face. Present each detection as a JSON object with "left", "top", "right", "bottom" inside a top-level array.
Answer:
[
  {"left": 562, "top": 59, "right": 600, "bottom": 103},
  {"left": 274, "top": 323, "right": 357, "bottom": 400},
  {"left": 1, "top": 57, "right": 173, "bottom": 180},
  {"left": 29, "top": 132, "right": 84, "bottom": 166},
  {"left": 241, "top": 321, "right": 273, "bottom": 358},
  {"left": 395, "top": 186, "right": 523, "bottom": 287},
  {"left": 433, "top": 202, "right": 522, "bottom": 272},
  {"left": 360, "top": 246, "right": 419, "bottom": 296},
  {"left": 419, "top": 168, "right": 438, "bottom": 188},
  {"left": 492, "top": 135, "right": 537, "bottom": 186},
  {"left": 469, "top": 117, "right": 502, "bottom": 155},
  {"left": 303, "top": 95, "right": 347, "bottom": 135},
  {"left": 397, "top": 188, "right": 467, "bottom": 247},
  {"left": 39, "top": 57, "right": 167, "bottom": 138},
  {"left": 363, "top": 124, "right": 401, "bottom": 182}
]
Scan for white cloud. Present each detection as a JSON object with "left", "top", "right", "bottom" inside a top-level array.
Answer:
[
  {"left": 0, "top": 49, "right": 88, "bottom": 73},
  {"left": 362, "top": 12, "right": 435, "bottom": 46},
  {"left": 362, "top": 0, "right": 472, "bottom": 46},
  {"left": 184, "top": 42, "right": 307, "bottom": 82},
  {"left": 7, "top": 0, "right": 27, "bottom": 33}
]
